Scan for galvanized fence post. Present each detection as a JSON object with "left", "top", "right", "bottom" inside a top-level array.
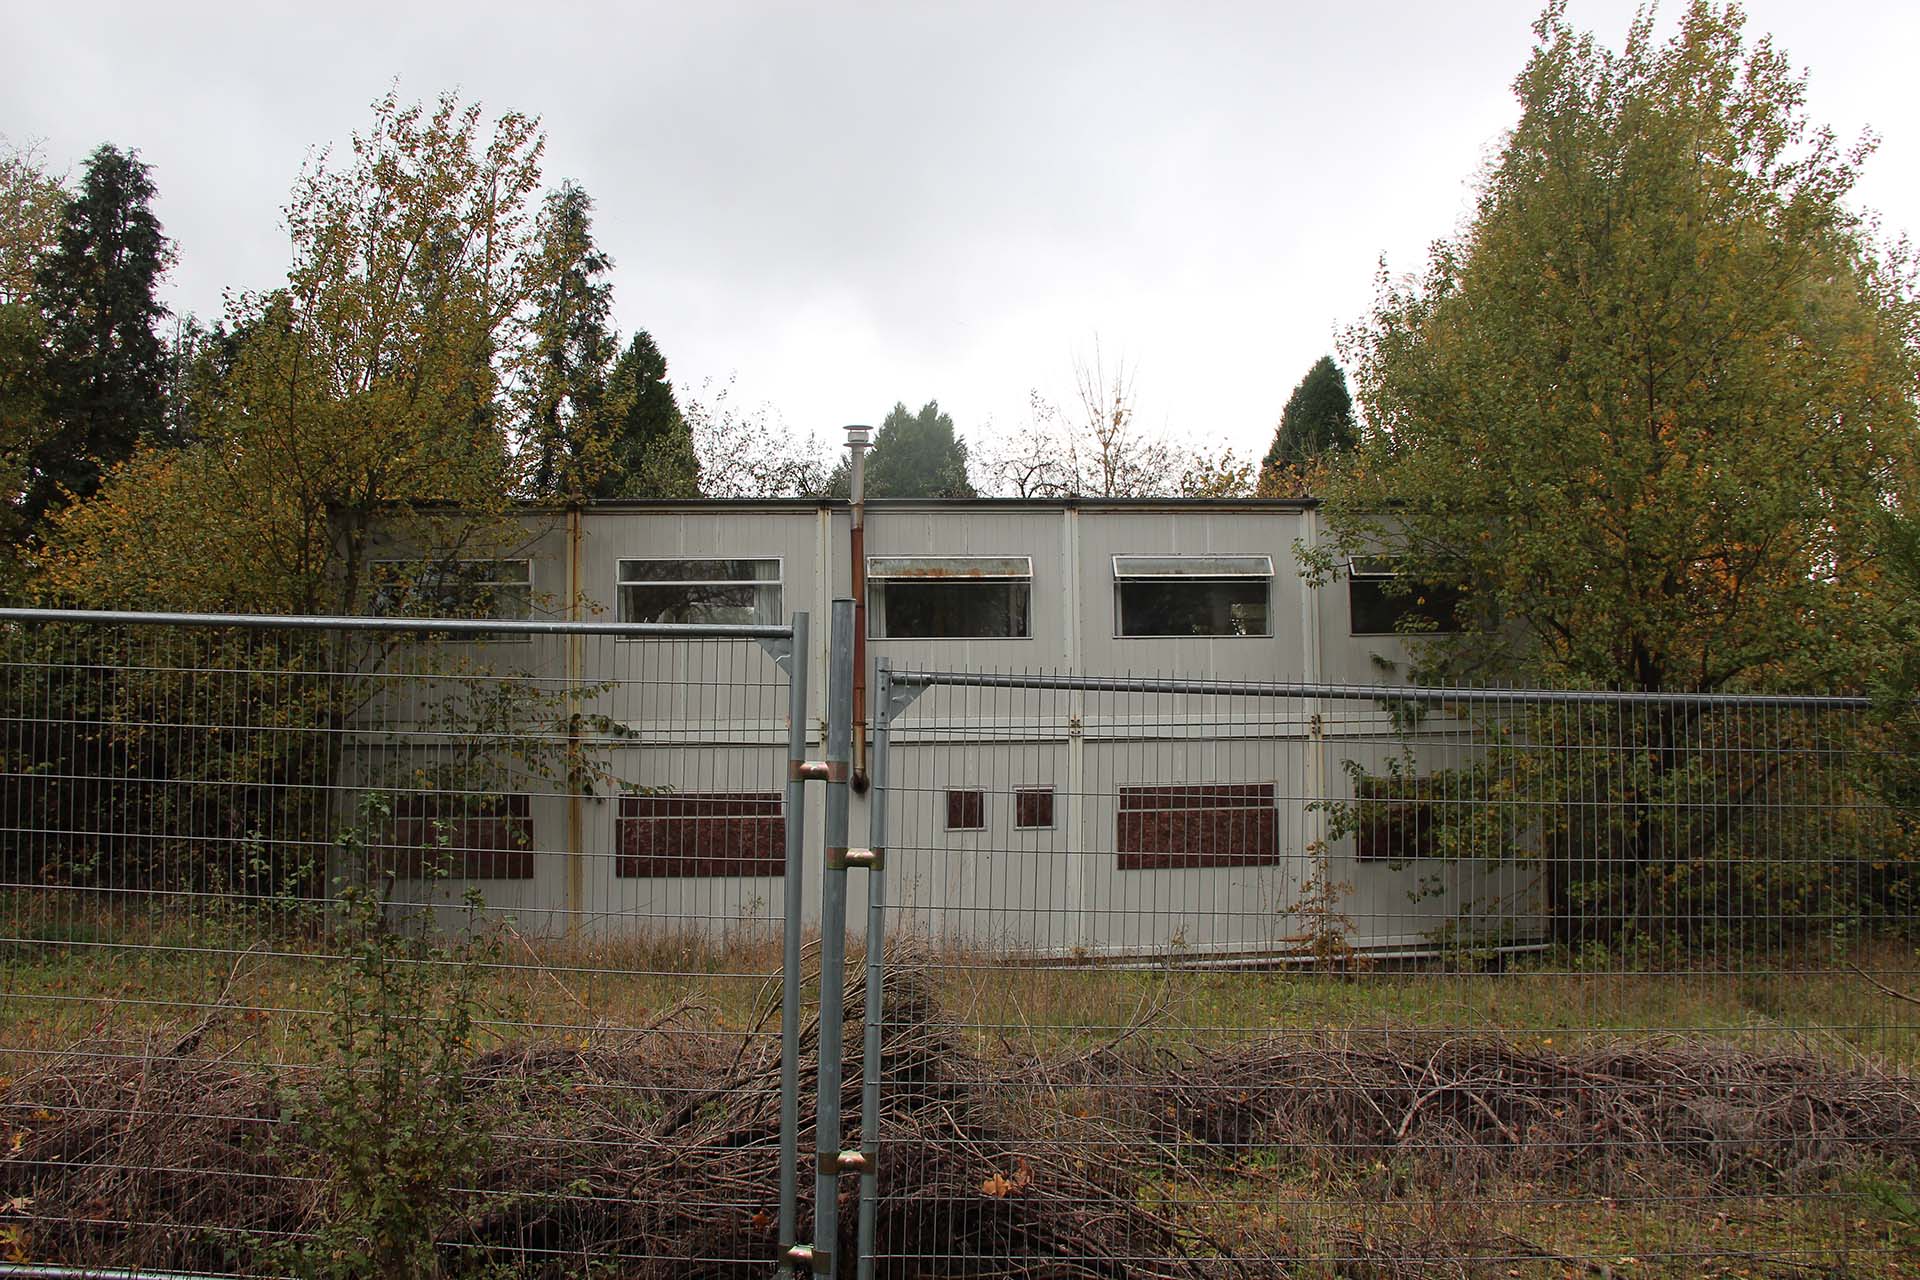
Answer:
[
  {"left": 805, "top": 599, "right": 856, "bottom": 1277},
  {"left": 855, "top": 659, "right": 894, "bottom": 1280},
  {"left": 778, "top": 610, "right": 811, "bottom": 1263}
]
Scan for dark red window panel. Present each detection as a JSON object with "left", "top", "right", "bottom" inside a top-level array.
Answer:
[
  {"left": 617, "top": 792, "right": 784, "bottom": 878},
  {"left": 1352, "top": 775, "right": 1439, "bottom": 862},
  {"left": 946, "top": 789, "right": 986, "bottom": 830},
  {"left": 379, "top": 792, "right": 534, "bottom": 880},
  {"left": 1014, "top": 787, "right": 1055, "bottom": 829},
  {"left": 1117, "top": 783, "right": 1276, "bottom": 870}
]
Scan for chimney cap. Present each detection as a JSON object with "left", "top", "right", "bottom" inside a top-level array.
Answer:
[{"left": 845, "top": 425, "right": 871, "bottom": 446}]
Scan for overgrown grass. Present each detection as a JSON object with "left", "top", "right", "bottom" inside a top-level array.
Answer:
[
  {"left": 4, "top": 896, "right": 1918, "bottom": 1070},
  {"left": 3, "top": 891, "right": 1919, "bottom": 1278}
]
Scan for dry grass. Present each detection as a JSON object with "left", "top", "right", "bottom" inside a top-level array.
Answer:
[
  {"left": 6, "top": 899, "right": 1917, "bottom": 1067},
  {"left": 3, "top": 927, "right": 1920, "bottom": 1278}
]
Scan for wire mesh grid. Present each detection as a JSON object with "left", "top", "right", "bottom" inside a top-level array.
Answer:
[
  {"left": 862, "top": 668, "right": 1920, "bottom": 1277},
  {"left": 0, "top": 612, "right": 805, "bottom": 1277}
]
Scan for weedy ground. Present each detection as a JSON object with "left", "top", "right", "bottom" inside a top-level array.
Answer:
[{"left": 2, "top": 897, "right": 1918, "bottom": 1277}]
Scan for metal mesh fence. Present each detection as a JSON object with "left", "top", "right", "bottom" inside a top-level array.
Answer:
[
  {"left": 0, "top": 610, "right": 807, "bottom": 1277},
  {"left": 861, "top": 667, "right": 1920, "bottom": 1277},
  {"left": 7, "top": 608, "right": 1920, "bottom": 1278}
]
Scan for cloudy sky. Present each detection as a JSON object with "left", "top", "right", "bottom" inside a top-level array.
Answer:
[{"left": 7, "top": 1, "right": 1917, "bottom": 472}]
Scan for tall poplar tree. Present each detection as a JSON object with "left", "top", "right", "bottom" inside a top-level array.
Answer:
[{"left": 24, "top": 144, "right": 172, "bottom": 527}]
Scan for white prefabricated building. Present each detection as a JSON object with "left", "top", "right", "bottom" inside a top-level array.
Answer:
[{"left": 356, "top": 496, "right": 1539, "bottom": 960}]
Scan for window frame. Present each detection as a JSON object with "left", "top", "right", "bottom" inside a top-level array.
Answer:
[
  {"left": 1345, "top": 555, "right": 1462, "bottom": 637},
  {"left": 1112, "top": 553, "right": 1275, "bottom": 639},
  {"left": 1116, "top": 782, "right": 1280, "bottom": 870},
  {"left": 376, "top": 790, "right": 535, "bottom": 880},
  {"left": 368, "top": 556, "right": 535, "bottom": 625},
  {"left": 866, "top": 556, "right": 1035, "bottom": 641},
  {"left": 945, "top": 788, "right": 987, "bottom": 831},
  {"left": 615, "top": 790, "right": 785, "bottom": 878},
  {"left": 1351, "top": 773, "right": 1443, "bottom": 862},
  {"left": 1013, "top": 786, "right": 1056, "bottom": 830},
  {"left": 615, "top": 556, "right": 785, "bottom": 628}
]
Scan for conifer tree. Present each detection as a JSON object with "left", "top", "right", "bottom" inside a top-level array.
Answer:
[
  {"left": 25, "top": 144, "right": 172, "bottom": 526},
  {"left": 597, "top": 330, "right": 698, "bottom": 498},
  {"left": 522, "top": 181, "right": 617, "bottom": 499},
  {"left": 1260, "top": 355, "right": 1356, "bottom": 484},
  {"left": 834, "top": 400, "right": 974, "bottom": 498}
]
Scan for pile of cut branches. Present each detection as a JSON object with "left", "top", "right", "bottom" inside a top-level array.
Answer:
[{"left": 4, "top": 960, "right": 1917, "bottom": 1278}]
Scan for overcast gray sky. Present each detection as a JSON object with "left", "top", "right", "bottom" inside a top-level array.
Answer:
[{"left": 7, "top": 1, "right": 1917, "bottom": 470}]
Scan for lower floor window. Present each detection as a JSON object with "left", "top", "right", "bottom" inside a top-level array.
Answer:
[
  {"left": 946, "top": 789, "right": 987, "bottom": 830},
  {"left": 617, "top": 791, "right": 784, "bottom": 877},
  {"left": 1352, "top": 775, "right": 1441, "bottom": 861},
  {"left": 1014, "top": 787, "right": 1055, "bottom": 829},
  {"left": 1117, "top": 783, "right": 1277, "bottom": 870},
  {"left": 377, "top": 791, "right": 533, "bottom": 879}
]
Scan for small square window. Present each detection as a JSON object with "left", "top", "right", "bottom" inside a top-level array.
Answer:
[
  {"left": 945, "top": 789, "right": 986, "bottom": 830},
  {"left": 1014, "top": 787, "right": 1055, "bottom": 829}
]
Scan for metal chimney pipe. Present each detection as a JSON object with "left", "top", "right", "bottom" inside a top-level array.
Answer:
[{"left": 846, "top": 426, "right": 872, "bottom": 791}]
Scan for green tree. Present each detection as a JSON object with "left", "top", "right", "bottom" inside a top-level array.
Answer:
[
  {"left": 1310, "top": 1, "right": 1920, "bottom": 952},
  {"left": 24, "top": 144, "right": 174, "bottom": 528},
  {"left": 596, "top": 329, "right": 699, "bottom": 498},
  {"left": 0, "top": 137, "right": 66, "bottom": 305},
  {"left": 1319, "top": 0, "right": 1919, "bottom": 695},
  {"left": 521, "top": 181, "right": 617, "bottom": 499},
  {"left": 834, "top": 399, "right": 975, "bottom": 498},
  {"left": 1260, "top": 355, "right": 1355, "bottom": 485},
  {"left": 40, "top": 91, "right": 546, "bottom": 617}
]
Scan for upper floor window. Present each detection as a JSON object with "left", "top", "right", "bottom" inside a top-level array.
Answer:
[
  {"left": 867, "top": 556, "right": 1032, "bottom": 639},
  {"left": 370, "top": 558, "right": 532, "bottom": 621},
  {"left": 1347, "top": 557, "right": 1462, "bottom": 636},
  {"left": 1113, "top": 555, "right": 1272, "bottom": 638},
  {"left": 618, "top": 559, "right": 782, "bottom": 625}
]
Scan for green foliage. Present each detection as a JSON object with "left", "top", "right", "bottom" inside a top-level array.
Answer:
[
  {"left": 24, "top": 144, "right": 174, "bottom": 529},
  {"left": 1319, "top": 699, "right": 1915, "bottom": 952},
  {"left": 1260, "top": 355, "right": 1355, "bottom": 482},
  {"left": 0, "top": 137, "right": 66, "bottom": 305},
  {"left": 832, "top": 399, "right": 975, "bottom": 498},
  {"left": 0, "top": 302, "right": 50, "bottom": 591},
  {"left": 280, "top": 795, "right": 505, "bottom": 1279},
  {"left": 1317, "top": 0, "right": 1920, "bottom": 695},
  {"left": 521, "top": 181, "right": 618, "bottom": 500},
  {"left": 596, "top": 330, "right": 699, "bottom": 498},
  {"left": 38, "top": 91, "right": 545, "bottom": 617}
]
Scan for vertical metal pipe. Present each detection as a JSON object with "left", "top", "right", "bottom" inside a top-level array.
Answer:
[
  {"left": 855, "top": 660, "right": 893, "bottom": 1280},
  {"left": 847, "top": 426, "right": 871, "bottom": 791},
  {"left": 778, "top": 610, "right": 812, "bottom": 1261},
  {"left": 565, "top": 503, "right": 584, "bottom": 941},
  {"left": 812, "top": 598, "right": 856, "bottom": 1276}
]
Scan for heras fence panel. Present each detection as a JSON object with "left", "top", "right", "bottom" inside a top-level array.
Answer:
[
  {"left": 855, "top": 667, "right": 1920, "bottom": 1278},
  {"left": 0, "top": 607, "right": 811, "bottom": 1279}
]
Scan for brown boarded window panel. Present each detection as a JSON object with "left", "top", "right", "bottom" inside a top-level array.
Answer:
[
  {"left": 1117, "top": 783, "right": 1277, "bottom": 870},
  {"left": 379, "top": 792, "right": 534, "bottom": 880},
  {"left": 947, "top": 789, "right": 986, "bottom": 831},
  {"left": 617, "top": 792, "right": 784, "bottom": 878},
  {"left": 1014, "top": 787, "right": 1055, "bottom": 829},
  {"left": 1352, "top": 775, "right": 1439, "bottom": 861}
]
